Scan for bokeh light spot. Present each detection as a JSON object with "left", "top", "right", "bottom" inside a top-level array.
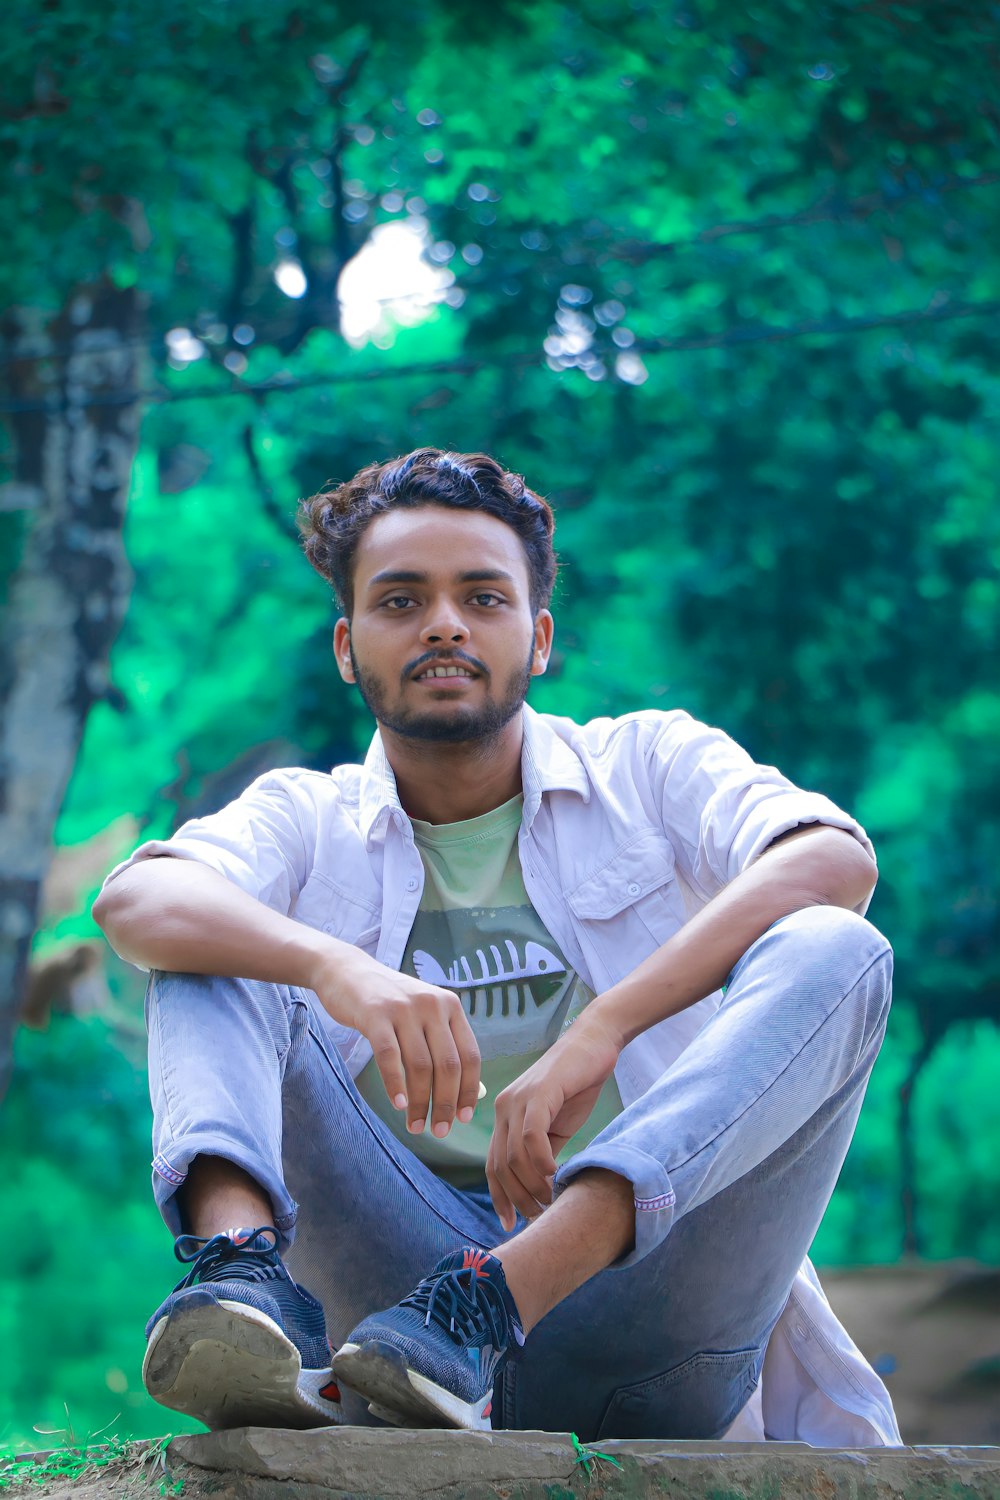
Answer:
[
  {"left": 274, "top": 260, "right": 308, "bottom": 299},
  {"left": 338, "top": 219, "right": 456, "bottom": 345}
]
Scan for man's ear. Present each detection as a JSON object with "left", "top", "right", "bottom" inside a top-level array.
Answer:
[
  {"left": 531, "top": 609, "right": 554, "bottom": 676},
  {"left": 333, "top": 617, "right": 355, "bottom": 683}
]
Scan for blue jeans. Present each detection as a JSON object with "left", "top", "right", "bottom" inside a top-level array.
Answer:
[{"left": 145, "top": 905, "right": 891, "bottom": 1440}]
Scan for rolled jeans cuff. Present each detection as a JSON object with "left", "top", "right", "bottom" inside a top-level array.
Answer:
[
  {"left": 150, "top": 1130, "right": 299, "bottom": 1249},
  {"left": 554, "top": 1143, "right": 676, "bottom": 1268}
]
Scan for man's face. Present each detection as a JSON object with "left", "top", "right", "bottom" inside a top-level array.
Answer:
[{"left": 333, "top": 505, "right": 552, "bottom": 745}]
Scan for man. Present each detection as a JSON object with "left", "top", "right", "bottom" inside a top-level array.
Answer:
[{"left": 94, "top": 447, "right": 899, "bottom": 1443}]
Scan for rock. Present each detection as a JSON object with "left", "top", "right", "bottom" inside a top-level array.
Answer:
[{"left": 170, "top": 1425, "right": 1000, "bottom": 1499}]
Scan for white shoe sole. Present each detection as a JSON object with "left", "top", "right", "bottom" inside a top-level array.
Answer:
[
  {"left": 331, "top": 1340, "right": 491, "bottom": 1430},
  {"left": 143, "top": 1297, "right": 343, "bottom": 1430}
]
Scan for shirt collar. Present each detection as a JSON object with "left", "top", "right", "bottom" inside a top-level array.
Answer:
[
  {"left": 519, "top": 704, "right": 591, "bottom": 826},
  {"left": 358, "top": 731, "right": 405, "bottom": 846},
  {"left": 357, "top": 703, "right": 590, "bottom": 845}
]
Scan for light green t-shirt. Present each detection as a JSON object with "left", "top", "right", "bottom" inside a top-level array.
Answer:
[{"left": 356, "top": 794, "right": 622, "bottom": 1188}]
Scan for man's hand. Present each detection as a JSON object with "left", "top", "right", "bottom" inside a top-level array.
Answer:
[
  {"left": 480, "top": 826, "right": 877, "bottom": 1231},
  {"left": 94, "top": 858, "right": 481, "bottom": 1140},
  {"left": 310, "top": 947, "right": 481, "bottom": 1139},
  {"left": 487, "top": 1014, "right": 623, "bottom": 1231}
]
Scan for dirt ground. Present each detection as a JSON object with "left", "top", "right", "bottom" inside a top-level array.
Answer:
[
  {"left": 823, "top": 1260, "right": 1000, "bottom": 1445},
  {"left": 0, "top": 1447, "right": 238, "bottom": 1500},
  {"left": 0, "top": 1444, "right": 171, "bottom": 1500}
]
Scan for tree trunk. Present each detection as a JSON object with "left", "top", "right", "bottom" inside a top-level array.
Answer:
[
  {"left": 899, "top": 1032, "right": 935, "bottom": 1258},
  {"left": 0, "top": 282, "right": 141, "bottom": 1094}
]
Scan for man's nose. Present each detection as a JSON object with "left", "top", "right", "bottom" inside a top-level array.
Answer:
[{"left": 421, "top": 607, "right": 470, "bottom": 646}]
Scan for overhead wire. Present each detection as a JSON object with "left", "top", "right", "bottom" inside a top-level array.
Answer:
[
  {"left": 0, "top": 295, "right": 998, "bottom": 415},
  {"left": 0, "top": 167, "right": 996, "bottom": 382}
]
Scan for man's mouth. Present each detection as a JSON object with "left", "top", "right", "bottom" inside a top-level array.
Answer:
[{"left": 413, "top": 665, "right": 477, "bottom": 681}]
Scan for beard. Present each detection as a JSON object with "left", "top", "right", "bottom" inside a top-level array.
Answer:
[{"left": 349, "top": 642, "right": 535, "bottom": 745}]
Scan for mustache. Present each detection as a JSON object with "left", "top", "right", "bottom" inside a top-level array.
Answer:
[{"left": 402, "top": 649, "right": 488, "bottom": 683}]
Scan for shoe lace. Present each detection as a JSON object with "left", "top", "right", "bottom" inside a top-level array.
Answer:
[
  {"left": 401, "top": 1266, "right": 511, "bottom": 1349},
  {"left": 173, "top": 1227, "right": 281, "bottom": 1290}
]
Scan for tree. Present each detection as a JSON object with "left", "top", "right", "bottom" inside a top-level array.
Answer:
[
  {"left": 4, "top": 0, "right": 1000, "bottom": 1440},
  {"left": 2, "top": 0, "right": 999, "bottom": 1247},
  {"left": 1, "top": 0, "right": 500, "bottom": 1083},
  {"left": 1, "top": 285, "right": 140, "bottom": 1085}
]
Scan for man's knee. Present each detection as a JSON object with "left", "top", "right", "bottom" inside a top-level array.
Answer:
[
  {"left": 731, "top": 904, "right": 892, "bottom": 1035},
  {"left": 763, "top": 905, "right": 892, "bottom": 1039},
  {"left": 773, "top": 904, "right": 890, "bottom": 972}
]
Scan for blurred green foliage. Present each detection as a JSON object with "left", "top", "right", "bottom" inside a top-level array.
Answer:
[
  {"left": 0, "top": 1018, "right": 201, "bottom": 1447},
  {"left": 3, "top": 0, "right": 1000, "bottom": 1448}
]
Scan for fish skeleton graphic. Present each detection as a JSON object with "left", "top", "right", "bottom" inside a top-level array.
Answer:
[{"left": 412, "top": 939, "right": 565, "bottom": 989}]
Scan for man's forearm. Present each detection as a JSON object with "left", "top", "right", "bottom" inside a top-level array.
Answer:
[
  {"left": 94, "top": 855, "right": 488, "bottom": 1134},
  {"left": 583, "top": 826, "right": 877, "bottom": 1050},
  {"left": 92, "top": 857, "right": 352, "bottom": 991}
]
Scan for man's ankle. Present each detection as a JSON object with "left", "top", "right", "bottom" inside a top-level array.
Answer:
[
  {"left": 494, "top": 1168, "right": 635, "bottom": 1334},
  {"left": 177, "top": 1155, "right": 275, "bottom": 1241}
]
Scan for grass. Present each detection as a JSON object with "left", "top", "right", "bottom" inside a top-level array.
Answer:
[{"left": 0, "top": 1437, "right": 180, "bottom": 1495}]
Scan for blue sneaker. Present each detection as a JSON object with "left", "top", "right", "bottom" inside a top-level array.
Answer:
[
  {"left": 143, "top": 1226, "right": 344, "bottom": 1430},
  {"left": 332, "top": 1247, "right": 524, "bottom": 1429}
]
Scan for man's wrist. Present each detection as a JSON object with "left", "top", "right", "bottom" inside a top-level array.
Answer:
[
  {"left": 292, "top": 928, "right": 374, "bottom": 996},
  {"left": 573, "top": 1000, "right": 627, "bottom": 1059}
]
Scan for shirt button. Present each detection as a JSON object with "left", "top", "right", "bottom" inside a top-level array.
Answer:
[
  {"left": 627, "top": 882, "right": 641, "bottom": 897},
  {"left": 406, "top": 877, "right": 418, "bottom": 891}
]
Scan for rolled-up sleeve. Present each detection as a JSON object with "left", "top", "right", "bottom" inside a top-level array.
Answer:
[
  {"left": 101, "top": 771, "right": 309, "bottom": 914},
  {"left": 646, "top": 714, "right": 876, "bottom": 911}
]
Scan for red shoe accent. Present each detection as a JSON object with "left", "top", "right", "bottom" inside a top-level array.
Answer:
[
  {"left": 319, "top": 1380, "right": 341, "bottom": 1403},
  {"left": 462, "top": 1248, "right": 491, "bottom": 1279},
  {"left": 482, "top": 1400, "right": 492, "bottom": 1419}
]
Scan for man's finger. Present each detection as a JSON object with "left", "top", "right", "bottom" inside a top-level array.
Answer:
[
  {"left": 399, "top": 1026, "right": 434, "bottom": 1132},
  {"left": 451, "top": 1011, "right": 482, "bottom": 1124},
  {"left": 495, "top": 1155, "right": 547, "bottom": 1224},
  {"left": 507, "top": 1125, "right": 556, "bottom": 1208},
  {"left": 487, "top": 1123, "right": 518, "bottom": 1232},
  {"left": 522, "top": 1099, "right": 559, "bottom": 1186},
  {"left": 424, "top": 1019, "right": 463, "bottom": 1137},
  {"left": 370, "top": 1025, "right": 408, "bottom": 1111},
  {"left": 490, "top": 1184, "right": 517, "bottom": 1233}
]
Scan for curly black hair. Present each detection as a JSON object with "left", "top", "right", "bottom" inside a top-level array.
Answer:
[{"left": 298, "top": 447, "right": 557, "bottom": 614}]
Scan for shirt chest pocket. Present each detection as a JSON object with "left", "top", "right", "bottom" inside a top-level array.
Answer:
[
  {"left": 565, "top": 832, "right": 682, "bottom": 948},
  {"left": 292, "top": 873, "right": 381, "bottom": 953}
]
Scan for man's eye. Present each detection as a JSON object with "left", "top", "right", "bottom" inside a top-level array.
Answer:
[
  {"left": 384, "top": 596, "right": 415, "bottom": 609},
  {"left": 472, "top": 593, "right": 502, "bottom": 607}
]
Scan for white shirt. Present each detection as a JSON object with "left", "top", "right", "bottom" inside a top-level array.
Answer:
[{"left": 108, "top": 704, "right": 901, "bottom": 1445}]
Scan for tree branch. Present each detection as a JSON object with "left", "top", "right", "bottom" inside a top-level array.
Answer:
[
  {"left": 241, "top": 419, "right": 299, "bottom": 542},
  {"left": 3, "top": 293, "right": 997, "bottom": 414},
  {"left": 603, "top": 170, "right": 1000, "bottom": 264},
  {"left": 225, "top": 200, "right": 257, "bottom": 334},
  {"left": 324, "top": 47, "right": 371, "bottom": 333}
]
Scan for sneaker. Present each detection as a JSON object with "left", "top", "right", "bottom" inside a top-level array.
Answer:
[
  {"left": 331, "top": 1247, "right": 524, "bottom": 1430},
  {"left": 142, "top": 1226, "right": 344, "bottom": 1430}
]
